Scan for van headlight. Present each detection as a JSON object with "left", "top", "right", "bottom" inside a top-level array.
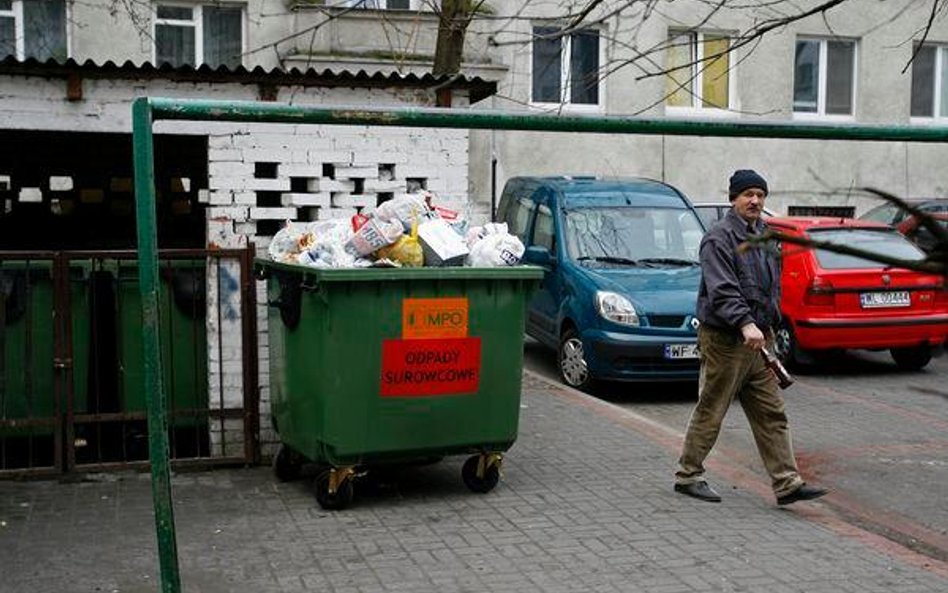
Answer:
[{"left": 595, "top": 291, "right": 639, "bottom": 326}]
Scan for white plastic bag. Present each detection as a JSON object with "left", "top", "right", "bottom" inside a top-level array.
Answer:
[
  {"left": 373, "top": 194, "right": 430, "bottom": 231},
  {"left": 268, "top": 221, "right": 312, "bottom": 263},
  {"left": 464, "top": 222, "right": 510, "bottom": 248},
  {"left": 466, "top": 232, "right": 525, "bottom": 267}
]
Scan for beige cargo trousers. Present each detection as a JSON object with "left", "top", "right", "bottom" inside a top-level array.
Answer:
[{"left": 675, "top": 325, "right": 805, "bottom": 498}]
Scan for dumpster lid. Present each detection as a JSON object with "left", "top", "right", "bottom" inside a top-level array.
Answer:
[{"left": 254, "top": 259, "right": 544, "bottom": 282}]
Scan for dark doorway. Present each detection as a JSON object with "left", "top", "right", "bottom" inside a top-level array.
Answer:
[{"left": 0, "top": 130, "right": 208, "bottom": 250}]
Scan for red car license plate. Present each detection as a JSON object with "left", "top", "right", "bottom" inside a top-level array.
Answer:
[{"left": 859, "top": 291, "right": 910, "bottom": 308}]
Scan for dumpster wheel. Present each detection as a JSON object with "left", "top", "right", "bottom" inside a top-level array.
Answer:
[
  {"left": 314, "top": 467, "right": 356, "bottom": 510},
  {"left": 462, "top": 453, "right": 502, "bottom": 494},
  {"left": 273, "top": 445, "right": 304, "bottom": 482}
]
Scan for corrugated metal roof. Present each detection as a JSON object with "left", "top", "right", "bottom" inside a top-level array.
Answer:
[{"left": 0, "top": 56, "right": 498, "bottom": 103}]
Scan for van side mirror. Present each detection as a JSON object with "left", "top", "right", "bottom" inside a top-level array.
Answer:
[{"left": 523, "top": 245, "right": 554, "bottom": 267}]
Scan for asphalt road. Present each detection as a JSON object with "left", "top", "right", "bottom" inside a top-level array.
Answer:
[{"left": 524, "top": 338, "right": 948, "bottom": 563}]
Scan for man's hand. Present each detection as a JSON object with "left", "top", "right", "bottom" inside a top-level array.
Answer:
[{"left": 740, "top": 322, "right": 765, "bottom": 350}]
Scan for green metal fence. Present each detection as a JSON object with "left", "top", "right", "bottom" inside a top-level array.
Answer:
[{"left": 133, "top": 97, "right": 948, "bottom": 592}]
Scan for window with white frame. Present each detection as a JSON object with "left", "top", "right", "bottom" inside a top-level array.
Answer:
[
  {"left": 910, "top": 42, "right": 948, "bottom": 119},
  {"left": 665, "top": 30, "right": 733, "bottom": 110},
  {"left": 532, "top": 26, "right": 601, "bottom": 107},
  {"left": 341, "top": 0, "right": 415, "bottom": 8},
  {"left": 154, "top": 3, "right": 243, "bottom": 68},
  {"left": 793, "top": 37, "right": 856, "bottom": 116},
  {"left": 0, "top": 0, "right": 67, "bottom": 62}
]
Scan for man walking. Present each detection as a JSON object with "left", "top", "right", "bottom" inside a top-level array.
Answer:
[{"left": 674, "top": 169, "right": 828, "bottom": 505}]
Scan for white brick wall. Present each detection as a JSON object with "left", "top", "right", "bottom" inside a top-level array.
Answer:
[{"left": 1, "top": 73, "right": 473, "bottom": 461}]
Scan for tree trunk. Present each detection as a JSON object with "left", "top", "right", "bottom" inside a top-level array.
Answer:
[{"left": 432, "top": 0, "right": 470, "bottom": 76}]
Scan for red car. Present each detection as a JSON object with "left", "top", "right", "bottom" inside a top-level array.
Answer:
[{"left": 768, "top": 216, "right": 948, "bottom": 370}]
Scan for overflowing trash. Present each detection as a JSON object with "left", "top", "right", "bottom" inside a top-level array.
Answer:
[{"left": 268, "top": 191, "right": 525, "bottom": 268}]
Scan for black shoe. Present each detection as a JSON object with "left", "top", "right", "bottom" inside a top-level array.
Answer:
[
  {"left": 777, "top": 484, "right": 829, "bottom": 506},
  {"left": 674, "top": 481, "right": 722, "bottom": 502}
]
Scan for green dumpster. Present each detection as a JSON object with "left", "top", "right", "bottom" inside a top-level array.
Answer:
[
  {"left": 257, "top": 260, "right": 542, "bottom": 509},
  {"left": 0, "top": 260, "right": 89, "bottom": 467},
  {"left": 114, "top": 260, "right": 209, "bottom": 436},
  {"left": 1, "top": 261, "right": 56, "bottom": 446}
]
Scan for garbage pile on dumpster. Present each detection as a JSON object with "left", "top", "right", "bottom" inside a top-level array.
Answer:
[{"left": 268, "top": 192, "right": 525, "bottom": 268}]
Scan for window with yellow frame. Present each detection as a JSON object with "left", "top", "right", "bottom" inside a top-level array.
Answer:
[{"left": 665, "top": 31, "right": 732, "bottom": 110}]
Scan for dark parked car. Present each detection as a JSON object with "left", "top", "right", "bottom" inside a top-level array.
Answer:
[
  {"left": 896, "top": 212, "right": 948, "bottom": 254},
  {"left": 858, "top": 198, "right": 948, "bottom": 226},
  {"left": 692, "top": 202, "right": 773, "bottom": 229},
  {"left": 497, "top": 176, "right": 705, "bottom": 390}
]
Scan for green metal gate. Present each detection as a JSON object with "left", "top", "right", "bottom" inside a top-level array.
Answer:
[{"left": 0, "top": 248, "right": 258, "bottom": 476}]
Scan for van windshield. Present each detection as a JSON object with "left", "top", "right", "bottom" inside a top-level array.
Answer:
[{"left": 564, "top": 207, "right": 703, "bottom": 265}]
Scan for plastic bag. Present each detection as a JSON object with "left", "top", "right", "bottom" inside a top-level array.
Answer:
[
  {"left": 286, "top": 218, "right": 361, "bottom": 268},
  {"left": 466, "top": 232, "right": 525, "bottom": 267},
  {"left": 376, "top": 218, "right": 424, "bottom": 267},
  {"left": 268, "top": 221, "right": 312, "bottom": 262},
  {"left": 464, "top": 222, "right": 510, "bottom": 248},
  {"left": 373, "top": 194, "right": 430, "bottom": 231},
  {"left": 297, "top": 243, "right": 358, "bottom": 268},
  {"left": 345, "top": 217, "right": 404, "bottom": 256}
]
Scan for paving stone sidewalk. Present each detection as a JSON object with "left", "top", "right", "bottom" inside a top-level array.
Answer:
[{"left": 1, "top": 372, "right": 946, "bottom": 593}]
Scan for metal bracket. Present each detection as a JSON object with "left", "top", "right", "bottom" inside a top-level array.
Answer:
[
  {"left": 477, "top": 453, "right": 503, "bottom": 479},
  {"left": 327, "top": 466, "right": 358, "bottom": 495}
]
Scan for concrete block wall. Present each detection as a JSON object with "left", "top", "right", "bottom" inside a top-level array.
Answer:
[{"left": 204, "top": 122, "right": 470, "bottom": 455}]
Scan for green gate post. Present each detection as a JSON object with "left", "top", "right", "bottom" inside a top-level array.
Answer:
[{"left": 132, "top": 97, "right": 181, "bottom": 593}]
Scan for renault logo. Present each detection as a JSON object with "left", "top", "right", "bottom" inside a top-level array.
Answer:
[{"left": 690, "top": 317, "right": 701, "bottom": 330}]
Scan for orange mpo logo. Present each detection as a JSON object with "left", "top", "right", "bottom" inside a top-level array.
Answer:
[{"left": 402, "top": 297, "right": 469, "bottom": 339}]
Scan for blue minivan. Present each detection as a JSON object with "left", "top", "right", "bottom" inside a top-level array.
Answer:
[{"left": 496, "top": 176, "right": 705, "bottom": 391}]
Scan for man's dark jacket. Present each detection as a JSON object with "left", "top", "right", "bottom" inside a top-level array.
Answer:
[{"left": 696, "top": 209, "right": 781, "bottom": 333}]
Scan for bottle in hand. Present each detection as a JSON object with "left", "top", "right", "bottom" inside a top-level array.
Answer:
[{"left": 761, "top": 347, "right": 794, "bottom": 389}]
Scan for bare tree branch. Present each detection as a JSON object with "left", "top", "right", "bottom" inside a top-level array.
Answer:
[{"left": 901, "top": 0, "right": 946, "bottom": 73}]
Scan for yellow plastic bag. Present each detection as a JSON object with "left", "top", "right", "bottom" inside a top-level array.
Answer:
[{"left": 376, "top": 218, "right": 423, "bottom": 267}]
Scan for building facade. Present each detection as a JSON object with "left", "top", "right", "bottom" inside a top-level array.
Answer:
[
  {"left": 475, "top": 0, "right": 948, "bottom": 215},
  {"left": 2, "top": 0, "right": 946, "bottom": 469}
]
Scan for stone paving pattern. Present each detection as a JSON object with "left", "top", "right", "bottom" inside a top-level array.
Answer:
[{"left": 2, "top": 372, "right": 946, "bottom": 593}]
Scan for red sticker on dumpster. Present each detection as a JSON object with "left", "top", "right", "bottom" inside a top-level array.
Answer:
[{"left": 380, "top": 337, "right": 481, "bottom": 397}]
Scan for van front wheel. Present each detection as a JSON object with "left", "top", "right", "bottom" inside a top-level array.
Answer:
[{"left": 559, "top": 328, "right": 594, "bottom": 392}]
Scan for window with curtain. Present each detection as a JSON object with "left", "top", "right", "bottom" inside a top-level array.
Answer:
[
  {"left": 665, "top": 31, "right": 732, "bottom": 110},
  {"left": 793, "top": 37, "right": 856, "bottom": 116},
  {"left": 910, "top": 42, "right": 948, "bottom": 119},
  {"left": 531, "top": 26, "right": 601, "bottom": 106},
  {"left": 0, "top": 0, "right": 67, "bottom": 62},
  {"left": 155, "top": 3, "right": 243, "bottom": 68}
]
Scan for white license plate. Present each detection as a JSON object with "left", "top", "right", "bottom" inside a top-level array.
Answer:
[
  {"left": 664, "top": 343, "right": 699, "bottom": 359},
  {"left": 859, "top": 291, "right": 911, "bottom": 309}
]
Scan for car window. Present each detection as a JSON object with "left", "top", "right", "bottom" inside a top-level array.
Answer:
[
  {"left": 564, "top": 207, "right": 702, "bottom": 262},
  {"left": 859, "top": 202, "right": 901, "bottom": 225},
  {"left": 810, "top": 228, "right": 927, "bottom": 269},
  {"left": 695, "top": 206, "right": 722, "bottom": 229},
  {"left": 533, "top": 204, "right": 555, "bottom": 250},
  {"left": 504, "top": 196, "right": 535, "bottom": 242},
  {"left": 909, "top": 219, "right": 948, "bottom": 252}
]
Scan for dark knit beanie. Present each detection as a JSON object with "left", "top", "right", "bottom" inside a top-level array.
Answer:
[{"left": 728, "top": 169, "right": 768, "bottom": 200}]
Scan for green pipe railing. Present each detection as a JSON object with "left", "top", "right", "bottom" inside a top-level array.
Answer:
[
  {"left": 132, "top": 96, "right": 948, "bottom": 592},
  {"left": 149, "top": 97, "right": 948, "bottom": 141}
]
